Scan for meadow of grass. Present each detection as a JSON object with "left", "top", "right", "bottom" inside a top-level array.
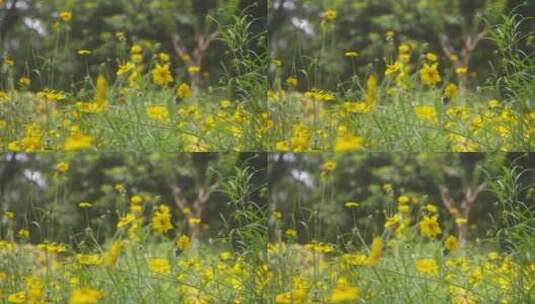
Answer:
[
  {"left": 0, "top": 11, "right": 268, "bottom": 152},
  {"left": 1, "top": 154, "right": 534, "bottom": 303},
  {"left": 269, "top": 11, "right": 535, "bottom": 152},
  {"left": 0, "top": 160, "right": 268, "bottom": 303},
  {"left": 267, "top": 160, "right": 535, "bottom": 303}
]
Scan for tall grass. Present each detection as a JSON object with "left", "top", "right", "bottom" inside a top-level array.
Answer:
[
  {"left": 487, "top": 11, "right": 535, "bottom": 150},
  {"left": 0, "top": 159, "right": 268, "bottom": 303},
  {"left": 487, "top": 162, "right": 535, "bottom": 303},
  {"left": 1, "top": 9, "right": 268, "bottom": 152},
  {"left": 267, "top": 160, "right": 535, "bottom": 303}
]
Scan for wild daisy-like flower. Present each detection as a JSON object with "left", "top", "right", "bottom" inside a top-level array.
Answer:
[
  {"left": 189, "top": 217, "right": 201, "bottom": 225},
  {"left": 444, "top": 235, "right": 460, "bottom": 251},
  {"left": 188, "top": 65, "right": 201, "bottom": 73},
  {"left": 59, "top": 11, "right": 72, "bottom": 22},
  {"left": 334, "top": 134, "right": 364, "bottom": 152},
  {"left": 176, "top": 234, "right": 191, "bottom": 251},
  {"left": 63, "top": 129, "right": 93, "bottom": 151},
  {"left": 419, "top": 63, "right": 441, "bottom": 86},
  {"left": 17, "top": 229, "right": 29, "bottom": 238},
  {"left": 117, "top": 62, "right": 135, "bottom": 76},
  {"left": 330, "top": 280, "right": 359, "bottom": 303},
  {"left": 416, "top": 258, "right": 439, "bottom": 275},
  {"left": 415, "top": 106, "right": 438, "bottom": 123},
  {"left": 152, "top": 205, "right": 173, "bottom": 234},
  {"left": 177, "top": 83, "right": 192, "bottom": 99},
  {"left": 117, "top": 214, "right": 136, "bottom": 229},
  {"left": 7, "top": 291, "right": 26, "bottom": 303},
  {"left": 69, "top": 287, "right": 104, "bottom": 304},
  {"left": 148, "top": 258, "right": 171, "bottom": 274},
  {"left": 322, "top": 9, "right": 337, "bottom": 21},
  {"left": 366, "top": 237, "right": 382, "bottom": 266},
  {"left": 456, "top": 66, "right": 468, "bottom": 76},
  {"left": 425, "top": 52, "right": 438, "bottom": 62},
  {"left": 286, "top": 76, "right": 298, "bottom": 87},
  {"left": 102, "top": 242, "right": 123, "bottom": 268},
  {"left": 151, "top": 64, "right": 174, "bottom": 86},
  {"left": 322, "top": 160, "right": 337, "bottom": 172},
  {"left": 146, "top": 106, "right": 170, "bottom": 122},
  {"left": 419, "top": 215, "right": 442, "bottom": 238},
  {"left": 444, "top": 83, "right": 459, "bottom": 99},
  {"left": 18, "top": 76, "right": 31, "bottom": 87}
]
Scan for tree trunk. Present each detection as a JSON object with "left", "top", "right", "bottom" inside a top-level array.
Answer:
[
  {"left": 439, "top": 30, "right": 487, "bottom": 92},
  {"left": 171, "top": 182, "right": 218, "bottom": 251},
  {"left": 439, "top": 183, "right": 486, "bottom": 247},
  {"left": 171, "top": 31, "right": 218, "bottom": 91}
]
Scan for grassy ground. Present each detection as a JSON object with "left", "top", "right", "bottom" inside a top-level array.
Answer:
[
  {"left": 267, "top": 162, "right": 535, "bottom": 303},
  {"left": 2, "top": 83, "right": 268, "bottom": 152},
  {"left": 268, "top": 216, "right": 534, "bottom": 303},
  {"left": 269, "top": 58, "right": 535, "bottom": 152},
  {"left": 0, "top": 164, "right": 268, "bottom": 303},
  {"left": 268, "top": 14, "right": 535, "bottom": 152},
  {"left": 0, "top": 15, "right": 267, "bottom": 152}
]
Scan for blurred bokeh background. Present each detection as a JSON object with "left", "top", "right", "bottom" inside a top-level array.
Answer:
[
  {"left": 268, "top": 153, "right": 535, "bottom": 245},
  {"left": 0, "top": 152, "right": 267, "bottom": 247},
  {"left": 0, "top": 0, "right": 266, "bottom": 90},
  {"left": 269, "top": 0, "right": 535, "bottom": 90}
]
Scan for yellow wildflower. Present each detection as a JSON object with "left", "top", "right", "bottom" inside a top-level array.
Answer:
[
  {"left": 330, "top": 281, "right": 359, "bottom": 303},
  {"left": 69, "top": 288, "right": 104, "bottom": 304},
  {"left": 416, "top": 258, "right": 439, "bottom": 275},
  {"left": 63, "top": 130, "right": 93, "bottom": 151},
  {"left": 151, "top": 64, "right": 174, "bottom": 86},
  {"left": 56, "top": 161, "right": 70, "bottom": 173},
  {"left": 444, "top": 235, "right": 460, "bottom": 251},
  {"left": 366, "top": 237, "right": 382, "bottom": 266},
  {"left": 146, "top": 105, "right": 170, "bottom": 121},
  {"left": 425, "top": 52, "right": 438, "bottom": 62},
  {"left": 79, "top": 202, "right": 92, "bottom": 208},
  {"left": 286, "top": 76, "right": 298, "bottom": 87},
  {"left": 148, "top": 258, "right": 171, "bottom": 274},
  {"left": 17, "top": 229, "right": 29, "bottom": 238},
  {"left": 102, "top": 242, "right": 123, "bottom": 268},
  {"left": 7, "top": 292, "right": 26, "bottom": 303},
  {"left": 419, "top": 63, "right": 441, "bottom": 86},
  {"left": 18, "top": 76, "right": 31, "bottom": 87},
  {"left": 344, "top": 201, "right": 359, "bottom": 208},
  {"left": 59, "top": 11, "right": 72, "bottom": 22},
  {"left": 77, "top": 49, "right": 92, "bottom": 56},
  {"left": 456, "top": 67, "right": 468, "bottom": 76},
  {"left": 176, "top": 234, "right": 191, "bottom": 251},
  {"left": 344, "top": 51, "right": 359, "bottom": 58},
  {"left": 323, "top": 10, "right": 337, "bottom": 21},
  {"left": 444, "top": 83, "right": 459, "bottom": 99},
  {"left": 152, "top": 205, "right": 173, "bottom": 234},
  {"left": 177, "top": 83, "right": 192, "bottom": 99},
  {"left": 187, "top": 65, "right": 200, "bottom": 73},
  {"left": 334, "top": 134, "right": 364, "bottom": 152},
  {"left": 322, "top": 160, "right": 337, "bottom": 172},
  {"left": 419, "top": 216, "right": 442, "bottom": 238},
  {"left": 415, "top": 106, "right": 438, "bottom": 123}
]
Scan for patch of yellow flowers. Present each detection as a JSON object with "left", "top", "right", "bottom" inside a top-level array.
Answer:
[
  {"left": 268, "top": 192, "right": 534, "bottom": 303},
  {"left": 0, "top": 193, "right": 262, "bottom": 303},
  {"left": 269, "top": 21, "right": 535, "bottom": 151}
]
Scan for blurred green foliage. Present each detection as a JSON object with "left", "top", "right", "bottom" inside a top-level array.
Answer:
[
  {"left": 269, "top": 0, "right": 534, "bottom": 89},
  {"left": 0, "top": 152, "right": 267, "bottom": 247},
  {"left": 269, "top": 153, "right": 535, "bottom": 244},
  {"left": 0, "top": 0, "right": 265, "bottom": 89}
]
